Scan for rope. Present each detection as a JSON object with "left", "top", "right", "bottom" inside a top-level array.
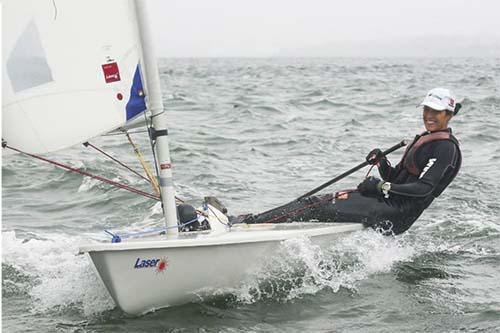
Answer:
[
  {"left": 125, "top": 131, "right": 161, "bottom": 196},
  {"left": 121, "top": 131, "right": 190, "bottom": 206},
  {"left": 84, "top": 136, "right": 187, "bottom": 205},
  {"left": 104, "top": 216, "right": 200, "bottom": 243},
  {"left": 102, "top": 129, "right": 149, "bottom": 137},
  {"left": 150, "top": 110, "right": 166, "bottom": 119},
  {"left": 206, "top": 203, "right": 230, "bottom": 227},
  {"left": 258, "top": 189, "right": 365, "bottom": 224},
  {"left": 4, "top": 145, "right": 160, "bottom": 201},
  {"left": 261, "top": 194, "right": 336, "bottom": 224},
  {"left": 83, "top": 141, "right": 151, "bottom": 184},
  {"left": 365, "top": 164, "right": 375, "bottom": 178},
  {"left": 142, "top": 109, "right": 162, "bottom": 198}
]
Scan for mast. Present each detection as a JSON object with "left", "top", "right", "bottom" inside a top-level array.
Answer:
[{"left": 134, "top": 0, "right": 178, "bottom": 234}]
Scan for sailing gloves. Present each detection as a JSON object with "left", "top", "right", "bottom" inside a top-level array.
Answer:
[
  {"left": 358, "top": 176, "right": 385, "bottom": 197},
  {"left": 360, "top": 148, "right": 393, "bottom": 197},
  {"left": 366, "top": 148, "right": 385, "bottom": 165}
]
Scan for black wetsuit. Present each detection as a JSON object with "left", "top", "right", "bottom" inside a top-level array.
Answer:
[{"left": 237, "top": 129, "right": 461, "bottom": 235}]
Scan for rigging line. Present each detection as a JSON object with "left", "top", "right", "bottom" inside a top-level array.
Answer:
[
  {"left": 116, "top": 131, "right": 186, "bottom": 205},
  {"left": 148, "top": 126, "right": 161, "bottom": 179},
  {"left": 135, "top": 92, "right": 179, "bottom": 205},
  {"left": 125, "top": 131, "right": 161, "bottom": 195},
  {"left": 83, "top": 141, "right": 151, "bottom": 184},
  {"left": 143, "top": 120, "right": 166, "bottom": 214},
  {"left": 140, "top": 110, "right": 161, "bottom": 194},
  {"left": 365, "top": 164, "right": 375, "bottom": 178},
  {"left": 104, "top": 216, "right": 201, "bottom": 243},
  {"left": 102, "top": 129, "right": 149, "bottom": 137},
  {"left": 150, "top": 110, "right": 166, "bottom": 119},
  {"left": 4, "top": 145, "right": 160, "bottom": 201},
  {"left": 207, "top": 205, "right": 230, "bottom": 227}
]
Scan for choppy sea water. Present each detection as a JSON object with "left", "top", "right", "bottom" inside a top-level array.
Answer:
[{"left": 2, "top": 57, "right": 500, "bottom": 332}]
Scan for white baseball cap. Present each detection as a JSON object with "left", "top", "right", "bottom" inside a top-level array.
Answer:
[{"left": 419, "top": 88, "right": 457, "bottom": 112}]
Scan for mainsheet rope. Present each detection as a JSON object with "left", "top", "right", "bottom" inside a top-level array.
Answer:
[
  {"left": 258, "top": 162, "right": 377, "bottom": 224},
  {"left": 256, "top": 157, "right": 379, "bottom": 224},
  {"left": 255, "top": 188, "right": 362, "bottom": 224},
  {"left": 260, "top": 193, "right": 336, "bottom": 224}
]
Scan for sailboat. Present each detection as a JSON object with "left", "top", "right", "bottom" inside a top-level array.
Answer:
[{"left": 2, "top": 0, "right": 364, "bottom": 315}]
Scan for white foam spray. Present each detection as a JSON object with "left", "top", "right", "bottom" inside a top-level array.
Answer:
[
  {"left": 2, "top": 231, "right": 115, "bottom": 316},
  {"left": 188, "top": 230, "right": 419, "bottom": 305}
]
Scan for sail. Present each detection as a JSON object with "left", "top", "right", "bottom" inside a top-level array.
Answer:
[{"left": 2, "top": 0, "right": 147, "bottom": 154}]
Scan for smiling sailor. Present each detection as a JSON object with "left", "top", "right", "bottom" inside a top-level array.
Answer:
[{"left": 233, "top": 88, "right": 462, "bottom": 235}]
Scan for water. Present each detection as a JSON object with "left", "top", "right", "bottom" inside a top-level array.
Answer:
[{"left": 2, "top": 57, "right": 500, "bottom": 332}]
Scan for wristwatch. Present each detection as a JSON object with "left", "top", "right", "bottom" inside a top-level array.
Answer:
[{"left": 380, "top": 182, "right": 391, "bottom": 198}]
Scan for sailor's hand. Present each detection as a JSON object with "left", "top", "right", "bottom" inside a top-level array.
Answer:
[
  {"left": 366, "top": 148, "right": 384, "bottom": 165},
  {"left": 357, "top": 176, "right": 383, "bottom": 196}
]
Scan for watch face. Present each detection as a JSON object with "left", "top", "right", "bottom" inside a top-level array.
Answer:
[{"left": 381, "top": 182, "right": 391, "bottom": 198}]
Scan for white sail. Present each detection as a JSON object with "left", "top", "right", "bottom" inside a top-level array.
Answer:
[{"left": 2, "top": 0, "right": 147, "bottom": 154}]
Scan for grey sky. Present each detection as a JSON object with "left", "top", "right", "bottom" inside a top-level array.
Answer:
[{"left": 148, "top": 0, "right": 500, "bottom": 57}]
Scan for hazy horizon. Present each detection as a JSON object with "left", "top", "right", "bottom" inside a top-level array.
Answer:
[{"left": 148, "top": 0, "right": 500, "bottom": 58}]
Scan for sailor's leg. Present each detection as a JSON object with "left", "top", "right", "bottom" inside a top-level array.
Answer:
[
  {"left": 232, "top": 194, "right": 334, "bottom": 224},
  {"left": 239, "top": 192, "right": 388, "bottom": 225},
  {"left": 233, "top": 191, "right": 420, "bottom": 235},
  {"left": 324, "top": 192, "right": 421, "bottom": 235}
]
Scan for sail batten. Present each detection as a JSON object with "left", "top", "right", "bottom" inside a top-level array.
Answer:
[{"left": 2, "top": 0, "right": 146, "bottom": 154}]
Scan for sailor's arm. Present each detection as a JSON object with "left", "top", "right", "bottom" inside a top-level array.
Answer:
[
  {"left": 378, "top": 158, "right": 400, "bottom": 182},
  {"left": 366, "top": 148, "right": 400, "bottom": 182}
]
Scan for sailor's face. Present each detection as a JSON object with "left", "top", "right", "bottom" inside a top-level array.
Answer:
[{"left": 423, "top": 106, "right": 451, "bottom": 132}]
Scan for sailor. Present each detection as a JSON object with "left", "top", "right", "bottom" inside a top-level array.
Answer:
[{"left": 234, "top": 88, "right": 462, "bottom": 235}]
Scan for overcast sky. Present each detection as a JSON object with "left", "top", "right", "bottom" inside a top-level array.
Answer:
[{"left": 147, "top": 0, "right": 500, "bottom": 57}]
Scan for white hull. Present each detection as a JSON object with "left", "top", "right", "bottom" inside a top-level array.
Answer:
[{"left": 79, "top": 221, "right": 363, "bottom": 315}]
